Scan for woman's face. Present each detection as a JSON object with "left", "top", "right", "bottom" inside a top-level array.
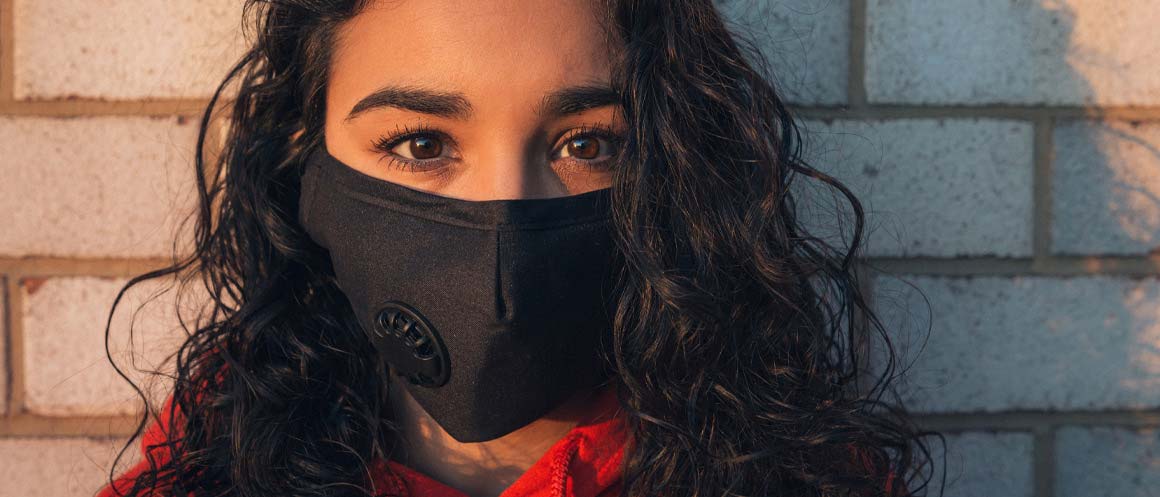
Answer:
[{"left": 325, "top": 0, "right": 624, "bottom": 201}]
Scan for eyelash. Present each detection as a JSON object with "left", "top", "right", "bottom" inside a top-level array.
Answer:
[{"left": 370, "top": 122, "right": 625, "bottom": 173}]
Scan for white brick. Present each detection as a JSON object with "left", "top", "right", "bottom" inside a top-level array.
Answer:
[
  {"left": 0, "top": 437, "right": 140, "bottom": 497},
  {"left": 715, "top": 0, "right": 849, "bottom": 105},
  {"left": 929, "top": 432, "right": 1034, "bottom": 497},
  {"left": 13, "top": 0, "right": 245, "bottom": 100},
  {"left": 1056, "top": 426, "right": 1160, "bottom": 497},
  {"left": 872, "top": 274, "right": 1160, "bottom": 412},
  {"left": 22, "top": 277, "right": 200, "bottom": 416},
  {"left": 866, "top": 0, "right": 1160, "bottom": 105},
  {"left": 798, "top": 119, "right": 1033, "bottom": 257},
  {"left": 1052, "top": 120, "right": 1160, "bottom": 255},
  {"left": 0, "top": 116, "right": 198, "bottom": 258}
]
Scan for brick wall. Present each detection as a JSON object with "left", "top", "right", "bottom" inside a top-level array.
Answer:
[
  {"left": 0, "top": 1, "right": 241, "bottom": 495},
  {"left": 718, "top": 0, "right": 1160, "bottom": 495},
  {"left": 0, "top": 1, "right": 1157, "bottom": 496}
]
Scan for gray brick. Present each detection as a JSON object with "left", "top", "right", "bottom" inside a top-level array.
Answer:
[
  {"left": 715, "top": 0, "right": 849, "bottom": 105},
  {"left": 13, "top": 0, "right": 245, "bottom": 100},
  {"left": 1052, "top": 119, "right": 1160, "bottom": 255},
  {"left": 1056, "top": 426, "right": 1160, "bottom": 497},
  {"left": 929, "top": 432, "right": 1035, "bottom": 497},
  {"left": 22, "top": 277, "right": 194, "bottom": 416},
  {"left": 872, "top": 274, "right": 1160, "bottom": 412},
  {"left": 798, "top": 119, "right": 1033, "bottom": 257},
  {"left": 0, "top": 437, "right": 140, "bottom": 497},
  {"left": 866, "top": 0, "right": 1160, "bottom": 105},
  {"left": 0, "top": 116, "right": 198, "bottom": 258}
]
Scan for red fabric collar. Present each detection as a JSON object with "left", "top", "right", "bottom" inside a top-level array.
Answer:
[
  {"left": 370, "top": 386, "right": 627, "bottom": 497},
  {"left": 98, "top": 385, "right": 907, "bottom": 497},
  {"left": 97, "top": 386, "right": 626, "bottom": 497}
]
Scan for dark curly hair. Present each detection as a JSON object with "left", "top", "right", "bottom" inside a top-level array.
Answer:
[{"left": 103, "top": 1, "right": 945, "bottom": 496}]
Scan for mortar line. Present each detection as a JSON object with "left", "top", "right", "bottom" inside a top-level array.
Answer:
[
  {"left": 865, "top": 256, "right": 1160, "bottom": 276},
  {"left": 2, "top": 254, "right": 1160, "bottom": 279},
  {"left": 0, "top": 257, "right": 173, "bottom": 278},
  {"left": 0, "top": 412, "right": 144, "bottom": 437},
  {"left": 1, "top": 276, "right": 10, "bottom": 417},
  {"left": 0, "top": 0, "right": 13, "bottom": 102},
  {"left": 790, "top": 104, "right": 1160, "bottom": 121},
  {"left": 0, "top": 99, "right": 210, "bottom": 117},
  {"left": 1031, "top": 116, "right": 1055, "bottom": 270},
  {"left": 0, "top": 100, "right": 1156, "bottom": 120},
  {"left": 0, "top": 102, "right": 1157, "bottom": 121},
  {"left": 913, "top": 409, "right": 1160, "bottom": 432},
  {"left": 848, "top": 0, "right": 868, "bottom": 108},
  {"left": 1032, "top": 427, "right": 1056, "bottom": 497},
  {"left": 5, "top": 276, "right": 22, "bottom": 415}
]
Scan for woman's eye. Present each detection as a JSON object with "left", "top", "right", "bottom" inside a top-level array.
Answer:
[
  {"left": 556, "top": 133, "right": 622, "bottom": 162},
  {"left": 390, "top": 134, "right": 445, "bottom": 161},
  {"left": 371, "top": 125, "right": 623, "bottom": 173}
]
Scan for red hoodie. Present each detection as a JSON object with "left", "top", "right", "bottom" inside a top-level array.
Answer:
[
  {"left": 96, "top": 386, "right": 901, "bottom": 497},
  {"left": 96, "top": 386, "right": 626, "bottom": 497}
]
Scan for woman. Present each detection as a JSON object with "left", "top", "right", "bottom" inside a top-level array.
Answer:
[{"left": 98, "top": 0, "right": 941, "bottom": 496}]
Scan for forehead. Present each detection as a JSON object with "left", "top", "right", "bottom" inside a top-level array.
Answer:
[{"left": 330, "top": 0, "right": 617, "bottom": 109}]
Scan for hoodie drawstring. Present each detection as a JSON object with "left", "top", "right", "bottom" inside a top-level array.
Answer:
[{"left": 550, "top": 433, "right": 582, "bottom": 497}]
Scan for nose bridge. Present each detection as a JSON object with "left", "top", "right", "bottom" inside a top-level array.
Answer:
[{"left": 468, "top": 130, "right": 567, "bottom": 200}]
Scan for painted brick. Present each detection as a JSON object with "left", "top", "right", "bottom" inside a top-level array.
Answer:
[
  {"left": 929, "top": 432, "right": 1035, "bottom": 497},
  {"left": 865, "top": 0, "right": 1160, "bottom": 105},
  {"left": 1052, "top": 119, "right": 1160, "bottom": 255},
  {"left": 871, "top": 274, "right": 1160, "bottom": 413},
  {"left": 0, "top": 116, "right": 198, "bottom": 258},
  {"left": 22, "top": 277, "right": 198, "bottom": 416},
  {"left": 798, "top": 119, "right": 1033, "bottom": 257},
  {"left": 1056, "top": 426, "right": 1160, "bottom": 497},
  {"left": 13, "top": 0, "right": 245, "bottom": 100},
  {"left": 715, "top": 0, "right": 849, "bottom": 105},
  {"left": 0, "top": 437, "right": 140, "bottom": 497}
]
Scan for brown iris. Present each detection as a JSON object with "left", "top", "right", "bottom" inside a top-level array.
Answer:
[
  {"left": 566, "top": 136, "right": 600, "bottom": 160},
  {"left": 409, "top": 136, "right": 442, "bottom": 160}
]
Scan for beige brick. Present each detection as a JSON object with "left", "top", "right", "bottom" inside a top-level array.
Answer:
[
  {"left": 0, "top": 437, "right": 141, "bottom": 497},
  {"left": 13, "top": 0, "right": 245, "bottom": 100},
  {"left": 1052, "top": 119, "right": 1160, "bottom": 255},
  {"left": 22, "top": 277, "right": 200, "bottom": 416},
  {"left": 866, "top": 0, "right": 1160, "bottom": 105},
  {"left": 0, "top": 116, "right": 198, "bottom": 258}
]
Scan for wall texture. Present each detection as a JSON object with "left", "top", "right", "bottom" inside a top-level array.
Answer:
[{"left": 0, "top": 1, "right": 1157, "bottom": 496}]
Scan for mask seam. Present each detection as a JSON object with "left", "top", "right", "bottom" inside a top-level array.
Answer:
[{"left": 494, "top": 229, "right": 509, "bottom": 324}]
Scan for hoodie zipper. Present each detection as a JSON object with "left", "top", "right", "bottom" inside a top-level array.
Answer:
[{"left": 549, "top": 433, "right": 583, "bottom": 497}]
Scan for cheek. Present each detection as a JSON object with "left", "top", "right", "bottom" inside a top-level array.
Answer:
[{"left": 554, "top": 166, "right": 615, "bottom": 196}]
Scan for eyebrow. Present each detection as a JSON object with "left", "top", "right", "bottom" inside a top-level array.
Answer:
[{"left": 344, "top": 83, "right": 621, "bottom": 122}]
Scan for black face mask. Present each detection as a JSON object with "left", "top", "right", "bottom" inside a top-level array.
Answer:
[{"left": 298, "top": 146, "right": 621, "bottom": 443}]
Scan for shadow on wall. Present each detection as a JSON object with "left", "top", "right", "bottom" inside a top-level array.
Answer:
[
  {"left": 1055, "top": 119, "right": 1160, "bottom": 257},
  {"left": 726, "top": 0, "right": 1160, "bottom": 496}
]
